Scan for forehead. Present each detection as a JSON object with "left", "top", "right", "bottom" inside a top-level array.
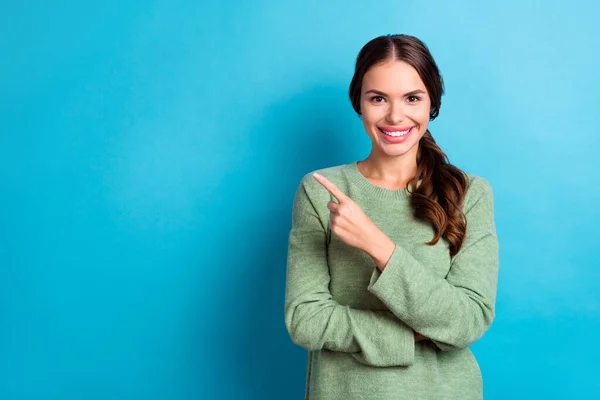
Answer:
[{"left": 361, "top": 60, "right": 426, "bottom": 93}]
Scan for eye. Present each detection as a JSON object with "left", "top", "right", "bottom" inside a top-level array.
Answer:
[
  {"left": 370, "top": 96, "right": 385, "bottom": 103},
  {"left": 407, "top": 95, "right": 421, "bottom": 103}
]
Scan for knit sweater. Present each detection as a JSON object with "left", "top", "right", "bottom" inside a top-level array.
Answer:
[{"left": 284, "top": 161, "right": 499, "bottom": 400}]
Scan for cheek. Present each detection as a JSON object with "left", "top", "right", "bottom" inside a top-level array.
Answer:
[
  {"left": 360, "top": 103, "right": 384, "bottom": 124},
  {"left": 407, "top": 104, "right": 431, "bottom": 124}
]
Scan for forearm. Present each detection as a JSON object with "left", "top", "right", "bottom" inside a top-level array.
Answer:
[
  {"left": 366, "top": 236, "right": 498, "bottom": 350},
  {"left": 285, "top": 294, "right": 416, "bottom": 367}
]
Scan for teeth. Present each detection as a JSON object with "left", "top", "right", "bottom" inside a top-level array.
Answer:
[{"left": 382, "top": 128, "right": 411, "bottom": 137}]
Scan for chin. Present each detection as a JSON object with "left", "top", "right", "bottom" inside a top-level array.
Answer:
[{"left": 382, "top": 146, "right": 418, "bottom": 158}]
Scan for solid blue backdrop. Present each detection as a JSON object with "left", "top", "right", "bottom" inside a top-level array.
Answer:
[{"left": 1, "top": 1, "right": 599, "bottom": 399}]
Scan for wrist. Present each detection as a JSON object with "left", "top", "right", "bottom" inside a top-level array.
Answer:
[{"left": 367, "top": 231, "right": 396, "bottom": 271}]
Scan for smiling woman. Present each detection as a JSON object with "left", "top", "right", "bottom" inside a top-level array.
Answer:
[{"left": 284, "top": 34, "right": 499, "bottom": 400}]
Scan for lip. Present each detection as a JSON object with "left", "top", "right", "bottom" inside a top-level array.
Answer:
[
  {"left": 379, "top": 125, "right": 414, "bottom": 132},
  {"left": 378, "top": 126, "right": 414, "bottom": 143}
]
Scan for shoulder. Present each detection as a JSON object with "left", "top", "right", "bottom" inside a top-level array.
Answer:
[
  {"left": 296, "top": 163, "right": 351, "bottom": 194},
  {"left": 303, "top": 163, "right": 348, "bottom": 183},
  {"left": 463, "top": 173, "right": 495, "bottom": 218},
  {"left": 291, "top": 163, "right": 353, "bottom": 213},
  {"left": 291, "top": 164, "right": 351, "bottom": 226},
  {"left": 465, "top": 173, "right": 494, "bottom": 198}
]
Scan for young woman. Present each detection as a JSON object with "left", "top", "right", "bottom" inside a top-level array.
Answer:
[{"left": 284, "top": 34, "right": 499, "bottom": 400}]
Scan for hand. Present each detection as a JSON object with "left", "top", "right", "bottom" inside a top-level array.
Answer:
[{"left": 312, "top": 173, "right": 384, "bottom": 255}]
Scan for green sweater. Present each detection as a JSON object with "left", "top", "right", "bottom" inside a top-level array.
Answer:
[{"left": 284, "top": 161, "right": 499, "bottom": 400}]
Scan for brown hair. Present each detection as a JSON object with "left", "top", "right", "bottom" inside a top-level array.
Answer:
[{"left": 349, "top": 34, "right": 469, "bottom": 257}]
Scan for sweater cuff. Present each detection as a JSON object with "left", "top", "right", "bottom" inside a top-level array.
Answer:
[
  {"left": 367, "top": 242, "right": 423, "bottom": 314},
  {"left": 368, "top": 241, "right": 407, "bottom": 291}
]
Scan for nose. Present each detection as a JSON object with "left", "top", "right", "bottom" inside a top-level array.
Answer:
[{"left": 386, "top": 100, "right": 405, "bottom": 124}]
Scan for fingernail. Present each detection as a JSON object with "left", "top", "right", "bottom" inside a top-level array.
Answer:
[{"left": 313, "top": 173, "right": 321, "bottom": 178}]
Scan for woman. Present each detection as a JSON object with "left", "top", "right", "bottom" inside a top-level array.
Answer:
[{"left": 284, "top": 34, "right": 499, "bottom": 399}]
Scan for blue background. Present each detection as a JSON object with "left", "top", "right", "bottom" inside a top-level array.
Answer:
[{"left": 1, "top": 1, "right": 599, "bottom": 399}]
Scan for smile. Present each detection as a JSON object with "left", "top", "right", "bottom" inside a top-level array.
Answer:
[
  {"left": 381, "top": 128, "right": 411, "bottom": 137},
  {"left": 378, "top": 126, "right": 414, "bottom": 143}
]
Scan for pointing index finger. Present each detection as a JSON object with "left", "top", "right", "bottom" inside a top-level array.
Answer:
[{"left": 313, "top": 173, "right": 348, "bottom": 202}]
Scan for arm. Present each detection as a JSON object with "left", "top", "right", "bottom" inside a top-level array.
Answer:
[
  {"left": 284, "top": 174, "right": 416, "bottom": 367},
  {"left": 367, "top": 177, "right": 499, "bottom": 351}
]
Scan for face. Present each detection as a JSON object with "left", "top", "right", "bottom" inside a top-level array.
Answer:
[{"left": 359, "top": 60, "right": 432, "bottom": 162}]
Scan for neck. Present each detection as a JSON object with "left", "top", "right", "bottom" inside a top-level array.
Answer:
[{"left": 360, "top": 148, "right": 419, "bottom": 188}]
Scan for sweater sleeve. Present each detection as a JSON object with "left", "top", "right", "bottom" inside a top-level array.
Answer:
[
  {"left": 284, "top": 174, "right": 416, "bottom": 367},
  {"left": 367, "top": 176, "right": 499, "bottom": 352}
]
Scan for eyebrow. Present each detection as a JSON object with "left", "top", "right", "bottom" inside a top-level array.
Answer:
[{"left": 364, "top": 89, "right": 426, "bottom": 97}]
